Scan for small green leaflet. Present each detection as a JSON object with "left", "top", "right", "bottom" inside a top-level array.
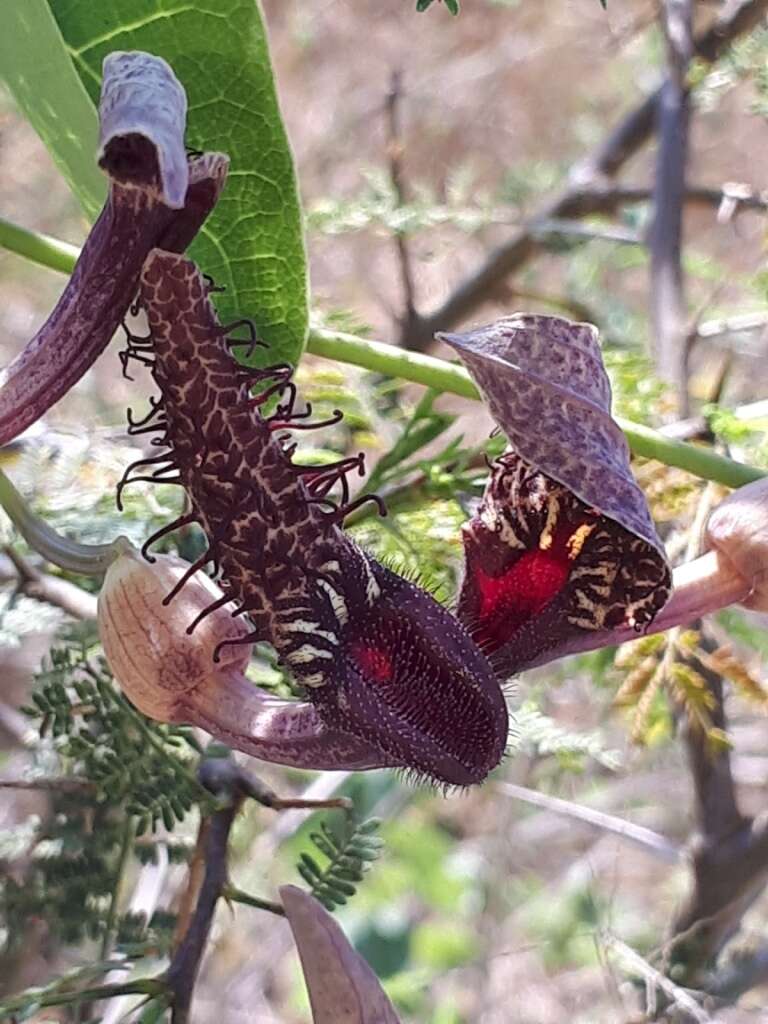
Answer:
[{"left": 417, "top": 0, "right": 460, "bottom": 14}]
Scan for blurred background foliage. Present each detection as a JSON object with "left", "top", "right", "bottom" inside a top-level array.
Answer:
[{"left": 2, "top": 1, "right": 768, "bottom": 1022}]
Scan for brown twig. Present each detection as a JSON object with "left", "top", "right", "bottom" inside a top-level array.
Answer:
[
  {"left": 668, "top": 638, "right": 768, "bottom": 980},
  {"left": 541, "top": 182, "right": 768, "bottom": 218},
  {"left": 533, "top": 218, "right": 643, "bottom": 246},
  {"left": 1, "top": 546, "right": 97, "bottom": 620},
  {"left": 604, "top": 932, "right": 714, "bottom": 1024},
  {"left": 650, "top": 0, "right": 694, "bottom": 413},
  {"left": 0, "top": 776, "right": 95, "bottom": 794},
  {"left": 402, "top": 0, "right": 768, "bottom": 351},
  {"left": 165, "top": 758, "right": 352, "bottom": 1022},
  {"left": 665, "top": 489, "right": 768, "bottom": 981},
  {"left": 497, "top": 782, "right": 681, "bottom": 863},
  {"left": 386, "top": 70, "right": 419, "bottom": 338},
  {"left": 165, "top": 761, "right": 242, "bottom": 1024}
]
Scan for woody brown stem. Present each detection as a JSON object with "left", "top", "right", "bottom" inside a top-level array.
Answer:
[
  {"left": 403, "top": 0, "right": 768, "bottom": 352},
  {"left": 667, "top": 641, "right": 768, "bottom": 980},
  {"left": 650, "top": 0, "right": 693, "bottom": 412}
]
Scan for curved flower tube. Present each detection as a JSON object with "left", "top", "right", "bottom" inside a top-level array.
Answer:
[
  {"left": 0, "top": 51, "right": 228, "bottom": 447},
  {"left": 98, "top": 546, "right": 401, "bottom": 772}
]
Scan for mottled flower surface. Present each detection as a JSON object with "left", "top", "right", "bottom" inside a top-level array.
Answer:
[
  {"left": 0, "top": 52, "right": 225, "bottom": 448},
  {"left": 128, "top": 251, "right": 509, "bottom": 786},
  {"left": 441, "top": 315, "right": 672, "bottom": 675}
]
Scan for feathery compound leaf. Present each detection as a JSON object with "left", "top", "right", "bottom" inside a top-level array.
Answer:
[
  {"left": 25, "top": 626, "right": 205, "bottom": 834},
  {"left": 512, "top": 702, "right": 621, "bottom": 771},
  {"left": 297, "top": 816, "right": 383, "bottom": 912},
  {"left": 703, "top": 645, "right": 768, "bottom": 705},
  {"left": 440, "top": 315, "right": 672, "bottom": 675}
]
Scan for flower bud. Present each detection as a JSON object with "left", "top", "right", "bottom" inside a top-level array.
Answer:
[{"left": 97, "top": 544, "right": 251, "bottom": 721}]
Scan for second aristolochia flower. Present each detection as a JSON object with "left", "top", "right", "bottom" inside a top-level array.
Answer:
[{"left": 439, "top": 315, "right": 673, "bottom": 676}]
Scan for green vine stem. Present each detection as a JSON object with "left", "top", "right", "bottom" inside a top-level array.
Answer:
[
  {"left": 0, "top": 467, "right": 127, "bottom": 575},
  {"left": 309, "top": 329, "right": 765, "bottom": 489},
  {"left": 1, "top": 218, "right": 764, "bottom": 490},
  {"left": 0, "top": 216, "right": 81, "bottom": 275}
]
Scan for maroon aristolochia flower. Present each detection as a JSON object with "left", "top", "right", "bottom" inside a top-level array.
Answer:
[{"left": 120, "top": 250, "right": 509, "bottom": 786}]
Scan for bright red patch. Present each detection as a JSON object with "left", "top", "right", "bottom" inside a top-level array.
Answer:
[
  {"left": 475, "top": 546, "right": 570, "bottom": 651},
  {"left": 351, "top": 643, "right": 394, "bottom": 684}
]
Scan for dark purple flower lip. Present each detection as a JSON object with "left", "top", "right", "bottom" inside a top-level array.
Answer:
[
  {"left": 124, "top": 249, "right": 509, "bottom": 785},
  {"left": 305, "top": 559, "right": 510, "bottom": 786}
]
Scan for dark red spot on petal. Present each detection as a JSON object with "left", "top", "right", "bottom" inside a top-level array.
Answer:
[
  {"left": 470, "top": 510, "right": 591, "bottom": 650},
  {"left": 351, "top": 642, "right": 393, "bottom": 684}
]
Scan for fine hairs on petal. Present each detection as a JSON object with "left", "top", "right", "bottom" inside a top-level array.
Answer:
[{"left": 119, "top": 249, "right": 508, "bottom": 785}]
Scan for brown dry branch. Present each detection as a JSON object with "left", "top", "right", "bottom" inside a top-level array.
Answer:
[
  {"left": 497, "top": 782, "right": 681, "bottom": 863},
  {"left": 165, "top": 760, "right": 243, "bottom": 1024},
  {"left": 530, "top": 182, "right": 768, "bottom": 219},
  {"left": 166, "top": 758, "right": 352, "bottom": 1023},
  {"left": 0, "top": 776, "right": 94, "bottom": 794},
  {"left": 401, "top": 0, "right": 768, "bottom": 352},
  {"left": 1, "top": 546, "right": 97, "bottom": 620},
  {"left": 662, "top": 488, "right": 768, "bottom": 987},
  {"left": 604, "top": 932, "right": 714, "bottom": 1024},
  {"left": 385, "top": 69, "right": 419, "bottom": 337},
  {"left": 667, "top": 638, "right": 768, "bottom": 983},
  {"left": 650, "top": 0, "right": 694, "bottom": 414}
]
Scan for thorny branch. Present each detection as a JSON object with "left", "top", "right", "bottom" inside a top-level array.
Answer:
[
  {"left": 165, "top": 760, "right": 243, "bottom": 1024},
  {"left": 402, "top": 0, "right": 768, "bottom": 351},
  {"left": 660, "top": 491, "right": 768, "bottom": 992},
  {"left": 0, "top": 546, "right": 97, "bottom": 620},
  {"left": 669, "top": 636, "right": 768, "bottom": 980},
  {"left": 497, "top": 782, "right": 681, "bottom": 863},
  {"left": 565, "top": 182, "right": 768, "bottom": 216}
]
